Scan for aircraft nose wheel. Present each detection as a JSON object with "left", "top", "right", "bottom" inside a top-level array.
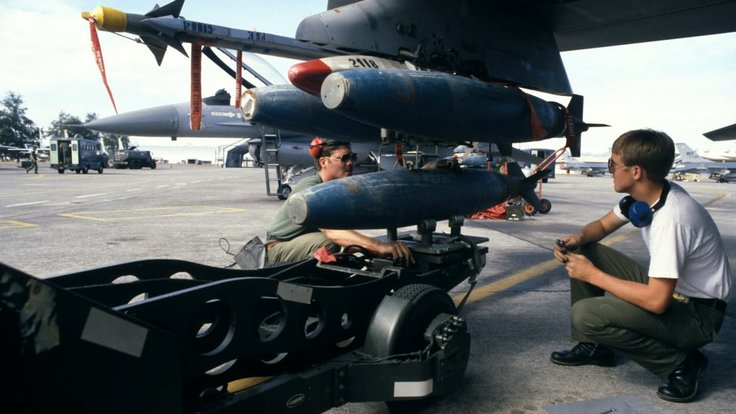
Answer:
[{"left": 277, "top": 184, "right": 292, "bottom": 200}]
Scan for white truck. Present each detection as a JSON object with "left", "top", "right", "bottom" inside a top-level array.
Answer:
[{"left": 49, "top": 136, "right": 108, "bottom": 174}]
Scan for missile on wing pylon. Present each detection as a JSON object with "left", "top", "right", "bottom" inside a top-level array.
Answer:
[
  {"left": 286, "top": 167, "right": 546, "bottom": 230},
  {"left": 320, "top": 69, "right": 568, "bottom": 145},
  {"left": 241, "top": 84, "right": 381, "bottom": 142},
  {"left": 82, "top": 1, "right": 188, "bottom": 65},
  {"left": 84, "top": 103, "right": 262, "bottom": 138}
]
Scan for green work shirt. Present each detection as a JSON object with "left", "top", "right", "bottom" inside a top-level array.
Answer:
[{"left": 267, "top": 174, "right": 323, "bottom": 241}]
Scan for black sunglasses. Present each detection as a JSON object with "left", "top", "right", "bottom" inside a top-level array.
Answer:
[
  {"left": 607, "top": 157, "right": 626, "bottom": 173},
  {"left": 329, "top": 153, "right": 358, "bottom": 163}
]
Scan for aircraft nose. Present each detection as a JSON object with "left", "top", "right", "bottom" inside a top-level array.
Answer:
[{"left": 85, "top": 105, "right": 178, "bottom": 136}]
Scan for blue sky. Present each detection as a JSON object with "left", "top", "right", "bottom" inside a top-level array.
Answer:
[{"left": 1, "top": 0, "right": 734, "bottom": 155}]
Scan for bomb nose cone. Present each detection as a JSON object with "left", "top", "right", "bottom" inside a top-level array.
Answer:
[
  {"left": 85, "top": 105, "right": 178, "bottom": 136},
  {"left": 321, "top": 73, "right": 349, "bottom": 109},
  {"left": 240, "top": 90, "right": 258, "bottom": 120}
]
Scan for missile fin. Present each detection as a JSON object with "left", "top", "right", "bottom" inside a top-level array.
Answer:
[{"left": 145, "top": 0, "right": 185, "bottom": 18}]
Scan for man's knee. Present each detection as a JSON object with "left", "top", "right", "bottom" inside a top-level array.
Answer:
[
  {"left": 268, "top": 233, "right": 336, "bottom": 264},
  {"left": 571, "top": 298, "right": 610, "bottom": 337}
]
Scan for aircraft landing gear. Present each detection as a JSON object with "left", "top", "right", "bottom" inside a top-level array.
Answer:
[
  {"left": 523, "top": 198, "right": 552, "bottom": 216},
  {"left": 277, "top": 184, "right": 292, "bottom": 200}
]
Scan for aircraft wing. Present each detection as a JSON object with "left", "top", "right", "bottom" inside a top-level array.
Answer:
[
  {"left": 704, "top": 123, "right": 736, "bottom": 141},
  {"left": 320, "top": 0, "right": 736, "bottom": 51},
  {"left": 507, "top": 0, "right": 736, "bottom": 52}
]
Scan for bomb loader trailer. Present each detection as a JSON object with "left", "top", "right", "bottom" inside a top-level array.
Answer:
[{"left": 1, "top": 215, "right": 486, "bottom": 413}]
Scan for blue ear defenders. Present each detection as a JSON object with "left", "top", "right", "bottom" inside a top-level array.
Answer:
[{"left": 619, "top": 182, "right": 670, "bottom": 228}]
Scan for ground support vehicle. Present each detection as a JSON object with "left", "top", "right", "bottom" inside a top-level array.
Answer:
[
  {"left": 113, "top": 147, "right": 157, "bottom": 169},
  {"left": 49, "top": 137, "right": 107, "bottom": 174},
  {"left": 0, "top": 216, "right": 486, "bottom": 413}
]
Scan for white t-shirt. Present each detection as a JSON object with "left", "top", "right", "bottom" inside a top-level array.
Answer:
[{"left": 613, "top": 182, "right": 732, "bottom": 301}]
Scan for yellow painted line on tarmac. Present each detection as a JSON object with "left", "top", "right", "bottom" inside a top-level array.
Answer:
[
  {"left": 59, "top": 206, "right": 245, "bottom": 222},
  {"left": 704, "top": 191, "right": 727, "bottom": 207},
  {"left": 452, "top": 232, "right": 634, "bottom": 307},
  {"left": 0, "top": 220, "right": 38, "bottom": 229},
  {"left": 452, "top": 190, "right": 727, "bottom": 307}
]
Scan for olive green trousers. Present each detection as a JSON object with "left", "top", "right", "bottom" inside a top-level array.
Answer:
[
  {"left": 267, "top": 232, "right": 337, "bottom": 265},
  {"left": 569, "top": 243, "right": 725, "bottom": 378}
]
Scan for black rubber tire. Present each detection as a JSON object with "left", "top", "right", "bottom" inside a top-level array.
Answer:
[
  {"left": 387, "top": 284, "right": 456, "bottom": 355},
  {"left": 373, "top": 284, "right": 457, "bottom": 413},
  {"left": 277, "top": 184, "right": 292, "bottom": 200},
  {"left": 539, "top": 198, "right": 552, "bottom": 214}
]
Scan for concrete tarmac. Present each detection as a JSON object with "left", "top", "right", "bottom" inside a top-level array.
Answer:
[{"left": 1, "top": 161, "right": 734, "bottom": 413}]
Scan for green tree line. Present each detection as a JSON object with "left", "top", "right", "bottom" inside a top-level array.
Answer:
[{"left": 0, "top": 91, "right": 129, "bottom": 152}]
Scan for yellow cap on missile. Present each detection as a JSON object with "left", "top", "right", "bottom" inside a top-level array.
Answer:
[{"left": 81, "top": 5, "right": 127, "bottom": 32}]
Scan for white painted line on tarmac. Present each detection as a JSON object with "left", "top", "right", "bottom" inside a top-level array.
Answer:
[
  {"left": 126, "top": 188, "right": 142, "bottom": 192},
  {"left": 5, "top": 200, "right": 50, "bottom": 208},
  {"left": 75, "top": 193, "right": 109, "bottom": 199}
]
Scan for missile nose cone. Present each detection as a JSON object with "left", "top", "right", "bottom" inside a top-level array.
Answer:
[
  {"left": 288, "top": 59, "right": 332, "bottom": 95},
  {"left": 321, "top": 72, "right": 349, "bottom": 110},
  {"left": 85, "top": 105, "right": 178, "bottom": 136},
  {"left": 83, "top": 5, "right": 127, "bottom": 32}
]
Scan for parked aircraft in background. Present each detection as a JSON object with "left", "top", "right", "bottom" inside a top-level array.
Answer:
[
  {"left": 673, "top": 143, "right": 736, "bottom": 182},
  {"left": 0, "top": 144, "right": 49, "bottom": 162},
  {"left": 699, "top": 147, "right": 736, "bottom": 163},
  {"left": 558, "top": 156, "right": 608, "bottom": 177},
  {"left": 698, "top": 123, "right": 736, "bottom": 162},
  {"left": 85, "top": 88, "right": 455, "bottom": 199},
  {"left": 85, "top": 89, "right": 261, "bottom": 141}
]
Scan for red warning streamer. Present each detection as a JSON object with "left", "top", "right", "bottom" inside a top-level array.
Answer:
[
  {"left": 88, "top": 17, "right": 118, "bottom": 114},
  {"left": 190, "top": 43, "right": 202, "bottom": 131},
  {"left": 235, "top": 50, "right": 243, "bottom": 108},
  {"left": 393, "top": 143, "right": 404, "bottom": 167}
]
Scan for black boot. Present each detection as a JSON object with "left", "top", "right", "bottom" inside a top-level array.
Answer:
[
  {"left": 657, "top": 349, "right": 708, "bottom": 403},
  {"left": 550, "top": 342, "right": 615, "bottom": 367}
]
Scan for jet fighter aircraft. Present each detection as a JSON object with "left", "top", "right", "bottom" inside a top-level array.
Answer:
[
  {"left": 672, "top": 143, "right": 736, "bottom": 182},
  {"left": 80, "top": 0, "right": 736, "bottom": 159},
  {"left": 79, "top": 0, "right": 736, "bottom": 229},
  {"left": 558, "top": 156, "right": 609, "bottom": 177},
  {"left": 84, "top": 89, "right": 454, "bottom": 199}
]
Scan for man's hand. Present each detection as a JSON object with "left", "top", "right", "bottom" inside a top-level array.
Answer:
[
  {"left": 553, "top": 235, "right": 580, "bottom": 264},
  {"left": 562, "top": 252, "right": 598, "bottom": 282},
  {"left": 377, "top": 240, "right": 414, "bottom": 265},
  {"left": 321, "top": 229, "right": 415, "bottom": 266}
]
